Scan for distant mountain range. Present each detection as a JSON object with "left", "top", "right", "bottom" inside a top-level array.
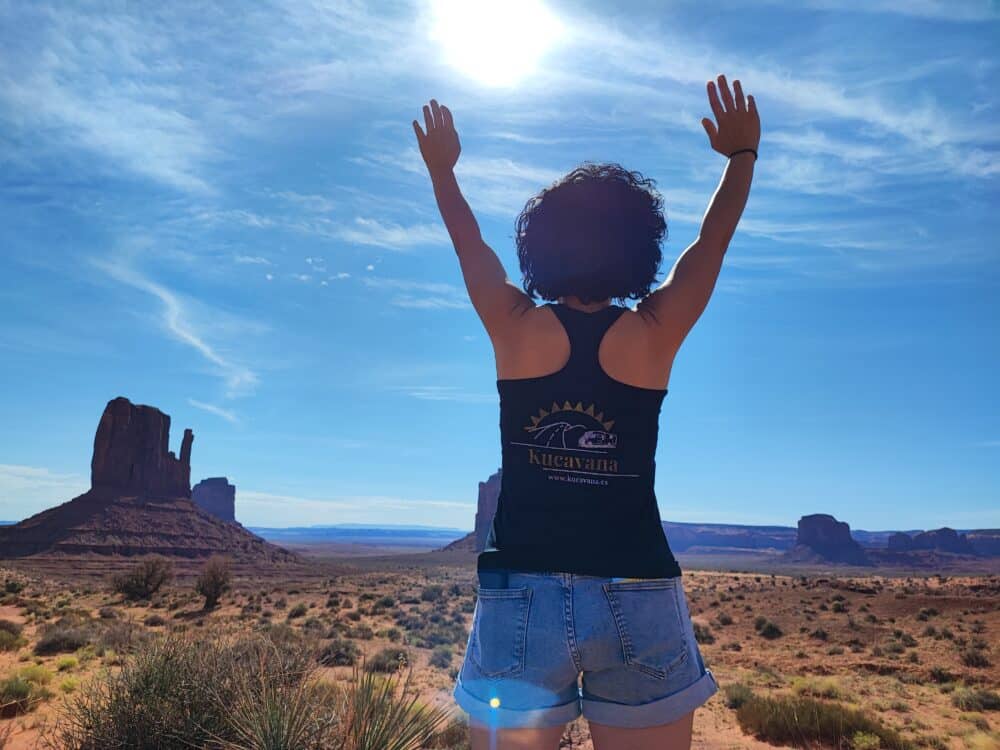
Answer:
[{"left": 248, "top": 524, "right": 469, "bottom": 548}]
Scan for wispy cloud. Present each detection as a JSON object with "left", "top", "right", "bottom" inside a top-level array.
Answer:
[
  {"left": 752, "top": 0, "right": 1000, "bottom": 22},
  {"left": 384, "top": 385, "right": 496, "bottom": 403},
  {"left": 91, "top": 257, "right": 259, "bottom": 397},
  {"left": 234, "top": 254, "right": 272, "bottom": 265},
  {"left": 335, "top": 216, "right": 449, "bottom": 251},
  {"left": 361, "top": 275, "right": 470, "bottom": 310},
  {"left": 0, "top": 464, "right": 89, "bottom": 523},
  {"left": 238, "top": 489, "right": 474, "bottom": 527},
  {"left": 187, "top": 398, "right": 239, "bottom": 424}
]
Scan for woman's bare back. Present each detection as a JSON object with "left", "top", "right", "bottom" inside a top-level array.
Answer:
[{"left": 493, "top": 302, "right": 676, "bottom": 392}]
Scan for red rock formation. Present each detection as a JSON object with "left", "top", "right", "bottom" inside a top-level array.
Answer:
[
  {"left": 192, "top": 477, "right": 236, "bottom": 523},
  {"left": 91, "top": 397, "right": 193, "bottom": 497},
  {"left": 783, "top": 513, "right": 872, "bottom": 566},
  {"left": 0, "top": 397, "right": 296, "bottom": 563},
  {"left": 442, "top": 467, "right": 502, "bottom": 553}
]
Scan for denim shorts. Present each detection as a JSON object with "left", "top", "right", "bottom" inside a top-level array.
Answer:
[{"left": 452, "top": 571, "right": 719, "bottom": 730}]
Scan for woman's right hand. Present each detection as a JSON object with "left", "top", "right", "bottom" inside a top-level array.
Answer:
[{"left": 701, "top": 74, "right": 760, "bottom": 157}]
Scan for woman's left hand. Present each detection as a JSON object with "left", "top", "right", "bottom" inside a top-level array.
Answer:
[{"left": 413, "top": 99, "right": 460, "bottom": 174}]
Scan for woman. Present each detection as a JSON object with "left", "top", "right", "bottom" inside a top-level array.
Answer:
[{"left": 412, "top": 73, "right": 759, "bottom": 750}]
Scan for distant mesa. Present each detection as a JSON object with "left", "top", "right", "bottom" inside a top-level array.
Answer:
[
  {"left": 888, "top": 527, "right": 976, "bottom": 554},
  {"left": 441, "top": 467, "right": 501, "bottom": 553},
  {"left": 782, "top": 513, "right": 872, "bottom": 566},
  {"left": 193, "top": 477, "right": 237, "bottom": 523},
  {"left": 0, "top": 396, "right": 296, "bottom": 563}
]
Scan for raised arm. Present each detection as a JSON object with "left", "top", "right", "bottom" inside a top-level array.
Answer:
[
  {"left": 412, "top": 99, "right": 531, "bottom": 342},
  {"left": 636, "top": 74, "right": 760, "bottom": 356}
]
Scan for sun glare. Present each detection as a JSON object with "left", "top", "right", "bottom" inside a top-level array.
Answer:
[{"left": 430, "top": 0, "right": 564, "bottom": 88}]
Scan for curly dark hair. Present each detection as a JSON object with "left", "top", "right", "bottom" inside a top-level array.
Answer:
[{"left": 514, "top": 161, "right": 667, "bottom": 305}]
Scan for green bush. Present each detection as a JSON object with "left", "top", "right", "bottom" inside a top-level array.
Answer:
[
  {"left": 195, "top": 555, "right": 231, "bottom": 610},
  {"left": 951, "top": 688, "right": 1000, "bottom": 712},
  {"left": 0, "top": 630, "right": 24, "bottom": 653},
  {"left": 723, "top": 682, "right": 754, "bottom": 709},
  {"left": 318, "top": 638, "right": 361, "bottom": 667},
  {"left": 693, "top": 622, "right": 715, "bottom": 644},
  {"left": 111, "top": 557, "right": 174, "bottom": 601},
  {"left": 51, "top": 631, "right": 449, "bottom": 750},
  {"left": 0, "top": 675, "right": 34, "bottom": 718},
  {"left": 34, "top": 614, "right": 95, "bottom": 655},
  {"left": 421, "top": 585, "right": 445, "bottom": 603},
  {"left": 366, "top": 647, "right": 409, "bottom": 673},
  {"left": 735, "top": 692, "right": 913, "bottom": 749},
  {"left": 759, "top": 621, "right": 783, "bottom": 639},
  {"left": 430, "top": 646, "right": 453, "bottom": 669}
]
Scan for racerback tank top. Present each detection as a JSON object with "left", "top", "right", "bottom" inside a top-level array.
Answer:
[{"left": 478, "top": 301, "right": 683, "bottom": 579}]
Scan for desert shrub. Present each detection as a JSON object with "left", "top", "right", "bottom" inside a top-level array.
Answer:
[
  {"left": 288, "top": 603, "right": 309, "bottom": 620},
  {"left": 0, "top": 630, "right": 23, "bottom": 652},
  {"left": 421, "top": 585, "right": 445, "bottom": 602},
  {"left": 18, "top": 665, "right": 52, "bottom": 687},
  {"left": 961, "top": 649, "right": 992, "bottom": 668},
  {"left": 430, "top": 646, "right": 453, "bottom": 669},
  {"left": 723, "top": 682, "right": 754, "bottom": 709},
  {"left": 194, "top": 555, "right": 231, "bottom": 610},
  {"left": 51, "top": 632, "right": 448, "bottom": 750},
  {"left": 424, "top": 716, "right": 471, "bottom": 749},
  {"left": 144, "top": 614, "right": 167, "bottom": 628},
  {"left": 327, "top": 663, "right": 453, "bottom": 750},
  {"left": 348, "top": 624, "right": 374, "bottom": 640},
  {"left": 317, "top": 638, "right": 360, "bottom": 667},
  {"left": 112, "top": 557, "right": 174, "bottom": 601},
  {"left": 715, "top": 612, "right": 733, "bottom": 626},
  {"left": 791, "top": 676, "right": 842, "bottom": 700},
  {"left": 56, "top": 656, "right": 79, "bottom": 672},
  {"left": 98, "top": 607, "right": 118, "bottom": 620},
  {"left": 810, "top": 628, "right": 828, "bottom": 641},
  {"left": 693, "top": 622, "right": 715, "bottom": 644},
  {"left": 34, "top": 614, "right": 95, "bottom": 655},
  {"left": 0, "top": 675, "right": 35, "bottom": 718},
  {"left": 366, "top": 647, "right": 410, "bottom": 673},
  {"left": 0, "top": 620, "right": 22, "bottom": 637},
  {"left": 734, "top": 692, "right": 912, "bottom": 749},
  {"left": 3, "top": 580, "right": 24, "bottom": 594},
  {"left": 928, "top": 666, "right": 954, "bottom": 683},
  {"left": 759, "top": 621, "right": 783, "bottom": 640},
  {"left": 951, "top": 688, "right": 1000, "bottom": 712},
  {"left": 852, "top": 731, "right": 882, "bottom": 749}
]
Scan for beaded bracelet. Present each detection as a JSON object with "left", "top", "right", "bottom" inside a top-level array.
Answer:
[{"left": 729, "top": 148, "right": 758, "bottom": 161}]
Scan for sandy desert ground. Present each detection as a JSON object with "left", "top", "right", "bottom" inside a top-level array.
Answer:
[{"left": 0, "top": 551, "right": 997, "bottom": 749}]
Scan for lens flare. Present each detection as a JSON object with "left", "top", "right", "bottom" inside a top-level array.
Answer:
[{"left": 430, "top": 0, "right": 565, "bottom": 87}]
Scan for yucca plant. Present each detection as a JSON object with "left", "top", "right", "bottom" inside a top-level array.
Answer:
[
  {"left": 209, "top": 638, "right": 337, "bottom": 750},
  {"left": 330, "top": 656, "right": 455, "bottom": 750}
]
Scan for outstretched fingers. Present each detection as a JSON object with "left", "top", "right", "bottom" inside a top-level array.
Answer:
[
  {"left": 733, "top": 79, "right": 746, "bottom": 112},
  {"left": 707, "top": 80, "right": 725, "bottom": 123},
  {"left": 717, "top": 74, "right": 735, "bottom": 112}
]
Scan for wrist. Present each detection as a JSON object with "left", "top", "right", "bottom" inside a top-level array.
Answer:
[
  {"left": 428, "top": 164, "right": 456, "bottom": 181},
  {"left": 727, "top": 148, "right": 758, "bottom": 161}
]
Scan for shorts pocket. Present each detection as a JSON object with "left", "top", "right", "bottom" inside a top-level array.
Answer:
[
  {"left": 602, "top": 577, "right": 690, "bottom": 681},
  {"left": 470, "top": 587, "right": 532, "bottom": 678}
]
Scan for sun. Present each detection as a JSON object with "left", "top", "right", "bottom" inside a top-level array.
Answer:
[{"left": 429, "top": 0, "right": 565, "bottom": 88}]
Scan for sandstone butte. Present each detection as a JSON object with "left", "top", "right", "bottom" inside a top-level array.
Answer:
[{"left": 0, "top": 396, "right": 297, "bottom": 562}]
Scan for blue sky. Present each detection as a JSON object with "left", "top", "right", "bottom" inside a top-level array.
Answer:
[{"left": 1, "top": 0, "right": 997, "bottom": 531}]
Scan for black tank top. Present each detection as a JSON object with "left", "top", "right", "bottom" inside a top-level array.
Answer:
[{"left": 479, "top": 302, "right": 683, "bottom": 579}]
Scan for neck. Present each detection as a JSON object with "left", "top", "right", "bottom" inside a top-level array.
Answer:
[{"left": 559, "top": 296, "right": 612, "bottom": 313}]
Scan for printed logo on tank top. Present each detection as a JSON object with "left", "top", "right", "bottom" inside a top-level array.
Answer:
[{"left": 507, "top": 400, "right": 639, "bottom": 487}]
